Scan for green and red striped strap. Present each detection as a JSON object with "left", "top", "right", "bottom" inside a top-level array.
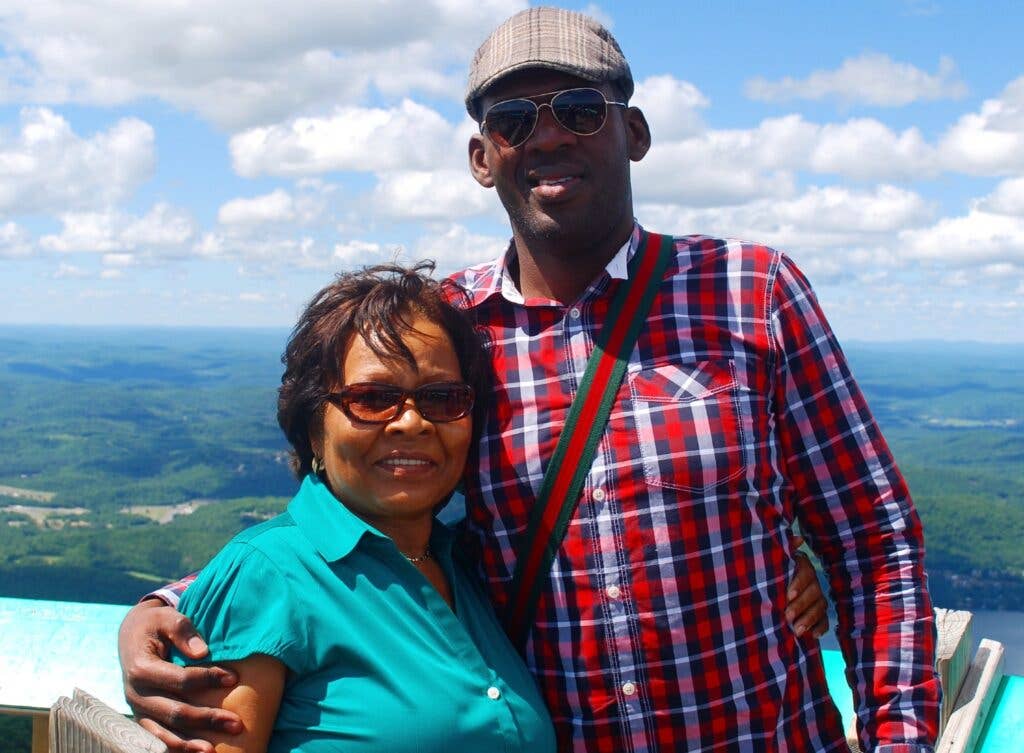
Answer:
[{"left": 504, "top": 231, "right": 675, "bottom": 650}]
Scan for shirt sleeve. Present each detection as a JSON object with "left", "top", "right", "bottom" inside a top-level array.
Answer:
[
  {"left": 173, "top": 541, "right": 309, "bottom": 672},
  {"left": 769, "top": 254, "right": 941, "bottom": 752},
  {"left": 143, "top": 572, "right": 197, "bottom": 608}
]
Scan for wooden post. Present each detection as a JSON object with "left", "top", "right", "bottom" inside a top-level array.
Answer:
[
  {"left": 937, "top": 639, "right": 1005, "bottom": 753},
  {"left": 31, "top": 713, "right": 48, "bottom": 753},
  {"left": 935, "top": 608, "right": 974, "bottom": 736}
]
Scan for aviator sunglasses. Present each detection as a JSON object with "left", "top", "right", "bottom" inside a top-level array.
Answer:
[
  {"left": 326, "top": 382, "right": 475, "bottom": 424},
  {"left": 480, "top": 87, "right": 627, "bottom": 149}
]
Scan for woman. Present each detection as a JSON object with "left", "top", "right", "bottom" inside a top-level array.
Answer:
[
  {"left": 174, "top": 263, "right": 556, "bottom": 752},
  {"left": 171, "top": 262, "right": 828, "bottom": 753}
]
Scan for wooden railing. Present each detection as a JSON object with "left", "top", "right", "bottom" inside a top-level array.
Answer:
[{"left": 49, "top": 689, "right": 165, "bottom": 753}]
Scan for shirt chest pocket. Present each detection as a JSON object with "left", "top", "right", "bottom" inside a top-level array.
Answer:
[{"left": 628, "top": 360, "right": 746, "bottom": 493}]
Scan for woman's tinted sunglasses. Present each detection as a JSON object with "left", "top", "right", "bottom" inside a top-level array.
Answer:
[
  {"left": 480, "top": 87, "right": 627, "bottom": 149},
  {"left": 326, "top": 382, "right": 474, "bottom": 424}
]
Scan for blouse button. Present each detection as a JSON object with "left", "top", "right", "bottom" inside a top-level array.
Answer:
[
  {"left": 606, "top": 584, "right": 621, "bottom": 599},
  {"left": 592, "top": 488, "right": 606, "bottom": 501},
  {"left": 487, "top": 686, "right": 502, "bottom": 700},
  {"left": 622, "top": 681, "right": 637, "bottom": 697},
  {"left": 569, "top": 307, "right": 581, "bottom": 320}
]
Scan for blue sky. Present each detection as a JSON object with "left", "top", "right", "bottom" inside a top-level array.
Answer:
[{"left": 1, "top": 0, "right": 1022, "bottom": 342}]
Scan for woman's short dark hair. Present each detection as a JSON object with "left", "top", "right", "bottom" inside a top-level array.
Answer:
[{"left": 277, "top": 261, "right": 490, "bottom": 478}]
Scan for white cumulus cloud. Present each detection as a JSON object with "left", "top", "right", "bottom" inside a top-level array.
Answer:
[
  {"left": 230, "top": 100, "right": 460, "bottom": 177},
  {"left": 637, "top": 184, "right": 932, "bottom": 258},
  {"left": 0, "top": 108, "right": 154, "bottom": 217},
  {"left": 745, "top": 53, "right": 967, "bottom": 106},
  {"left": 39, "top": 203, "right": 195, "bottom": 257},
  {"left": 939, "top": 76, "right": 1024, "bottom": 175},
  {"left": 631, "top": 75, "right": 708, "bottom": 141},
  {"left": 0, "top": 0, "right": 525, "bottom": 129},
  {"left": 333, "top": 239, "right": 389, "bottom": 266},
  {"left": 412, "top": 222, "right": 508, "bottom": 274},
  {"left": 900, "top": 210, "right": 1024, "bottom": 264},
  {"left": 809, "top": 119, "right": 936, "bottom": 181},
  {"left": 978, "top": 177, "right": 1024, "bottom": 215},
  {"left": 371, "top": 170, "right": 499, "bottom": 220},
  {"left": 0, "top": 221, "right": 32, "bottom": 257},
  {"left": 218, "top": 189, "right": 296, "bottom": 225}
]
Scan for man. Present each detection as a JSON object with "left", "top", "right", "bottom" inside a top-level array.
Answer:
[{"left": 120, "top": 7, "right": 938, "bottom": 752}]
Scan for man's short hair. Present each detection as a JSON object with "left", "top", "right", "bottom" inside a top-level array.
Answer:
[{"left": 465, "top": 6, "right": 634, "bottom": 121}]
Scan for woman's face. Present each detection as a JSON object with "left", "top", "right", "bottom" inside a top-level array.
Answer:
[{"left": 314, "top": 314, "right": 472, "bottom": 529}]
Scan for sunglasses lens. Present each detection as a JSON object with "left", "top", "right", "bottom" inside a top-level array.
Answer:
[
  {"left": 343, "top": 385, "right": 405, "bottom": 422},
  {"left": 484, "top": 99, "right": 537, "bottom": 148},
  {"left": 552, "top": 88, "right": 607, "bottom": 135},
  {"left": 416, "top": 383, "right": 474, "bottom": 422}
]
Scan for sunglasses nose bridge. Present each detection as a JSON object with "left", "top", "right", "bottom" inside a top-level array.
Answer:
[
  {"left": 528, "top": 100, "right": 579, "bottom": 146},
  {"left": 385, "top": 395, "right": 434, "bottom": 429}
]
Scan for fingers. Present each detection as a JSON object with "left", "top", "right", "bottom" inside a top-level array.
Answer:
[
  {"left": 118, "top": 599, "right": 240, "bottom": 742},
  {"left": 137, "top": 718, "right": 216, "bottom": 753},
  {"left": 785, "top": 553, "right": 829, "bottom": 638},
  {"left": 126, "top": 659, "right": 237, "bottom": 705},
  {"left": 133, "top": 694, "right": 243, "bottom": 737},
  {"left": 162, "top": 611, "right": 209, "bottom": 660},
  {"left": 785, "top": 553, "right": 814, "bottom": 601},
  {"left": 788, "top": 588, "right": 828, "bottom": 638},
  {"left": 811, "top": 610, "right": 831, "bottom": 639}
]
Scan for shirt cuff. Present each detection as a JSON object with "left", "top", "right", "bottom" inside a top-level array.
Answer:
[
  {"left": 142, "top": 587, "right": 181, "bottom": 609},
  {"left": 872, "top": 744, "right": 935, "bottom": 753}
]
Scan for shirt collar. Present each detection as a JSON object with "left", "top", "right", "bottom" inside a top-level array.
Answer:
[
  {"left": 287, "top": 474, "right": 454, "bottom": 563},
  {"left": 457, "top": 221, "right": 643, "bottom": 308}
]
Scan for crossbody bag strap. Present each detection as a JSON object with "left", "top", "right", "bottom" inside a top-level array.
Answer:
[{"left": 504, "top": 231, "right": 676, "bottom": 650}]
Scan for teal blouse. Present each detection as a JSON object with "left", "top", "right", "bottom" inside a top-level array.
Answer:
[{"left": 174, "top": 475, "right": 555, "bottom": 753}]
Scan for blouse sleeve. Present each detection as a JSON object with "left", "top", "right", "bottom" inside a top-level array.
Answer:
[{"left": 173, "top": 541, "right": 309, "bottom": 673}]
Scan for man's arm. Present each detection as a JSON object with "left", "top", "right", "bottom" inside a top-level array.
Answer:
[
  {"left": 119, "top": 592, "right": 242, "bottom": 753},
  {"left": 770, "top": 255, "right": 940, "bottom": 752}
]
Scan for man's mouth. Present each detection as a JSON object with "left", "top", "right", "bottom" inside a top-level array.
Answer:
[
  {"left": 527, "top": 170, "right": 582, "bottom": 199},
  {"left": 535, "top": 176, "right": 574, "bottom": 187}
]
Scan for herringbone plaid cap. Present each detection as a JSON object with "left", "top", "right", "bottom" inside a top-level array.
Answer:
[{"left": 465, "top": 6, "right": 634, "bottom": 120}]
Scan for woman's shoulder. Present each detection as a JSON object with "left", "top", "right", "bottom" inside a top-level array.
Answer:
[
  {"left": 228, "top": 510, "right": 300, "bottom": 550},
  {"left": 186, "top": 512, "right": 307, "bottom": 596}
]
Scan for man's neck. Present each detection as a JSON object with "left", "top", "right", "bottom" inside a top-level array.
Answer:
[{"left": 511, "top": 225, "right": 632, "bottom": 304}]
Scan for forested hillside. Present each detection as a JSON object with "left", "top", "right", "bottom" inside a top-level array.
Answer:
[{"left": 0, "top": 327, "right": 1021, "bottom": 608}]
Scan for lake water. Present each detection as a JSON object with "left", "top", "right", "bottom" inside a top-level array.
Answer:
[
  {"left": 823, "top": 608, "right": 1024, "bottom": 676},
  {"left": 970, "top": 609, "right": 1024, "bottom": 676}
]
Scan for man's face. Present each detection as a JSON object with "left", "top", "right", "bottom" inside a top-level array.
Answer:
[{"left": 468, "top": 69, "right": 650, "bottom": 256}]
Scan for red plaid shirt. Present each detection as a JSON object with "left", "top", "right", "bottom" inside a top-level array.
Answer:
[
  {"left": 159, "top": 224, "right": 939, "bottom": 752},
  {"left": 450, "top": 224, "right": 939, "bottom": 753}
]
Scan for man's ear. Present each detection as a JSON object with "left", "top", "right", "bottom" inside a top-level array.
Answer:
[
  {"left": 468, "top": 133, "right": 495, "bottom": 188},
  {"left": 625, "top": 107, "right": 651, "bottom": 162}
]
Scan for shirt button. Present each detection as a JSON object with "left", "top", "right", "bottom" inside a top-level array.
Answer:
[
  {"left": 592, "top": 488, "right": 606, "bottom": 501},
  {"left": 622, "top": 681, "right": 637, "bottom": 697},
  {"left": 606, "top": 584, "right": 621, "bottom": 599},
  {"left": 487, "top": 686, "right": 501, "bottom": 700},
  {"left": 569, "top": 307, "right": 581, "bottom": 320}
]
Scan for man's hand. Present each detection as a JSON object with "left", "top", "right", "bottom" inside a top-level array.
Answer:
[
  {"left": 118, "top": 599, "right": 242, "bottom": 753},
  {"left": 784, "top": 537, "right": 830, "bottom": 638}
]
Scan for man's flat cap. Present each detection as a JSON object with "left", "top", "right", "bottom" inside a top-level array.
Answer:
[{"left": 465, "top": 7, "right": 634, "bottom": 119}]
